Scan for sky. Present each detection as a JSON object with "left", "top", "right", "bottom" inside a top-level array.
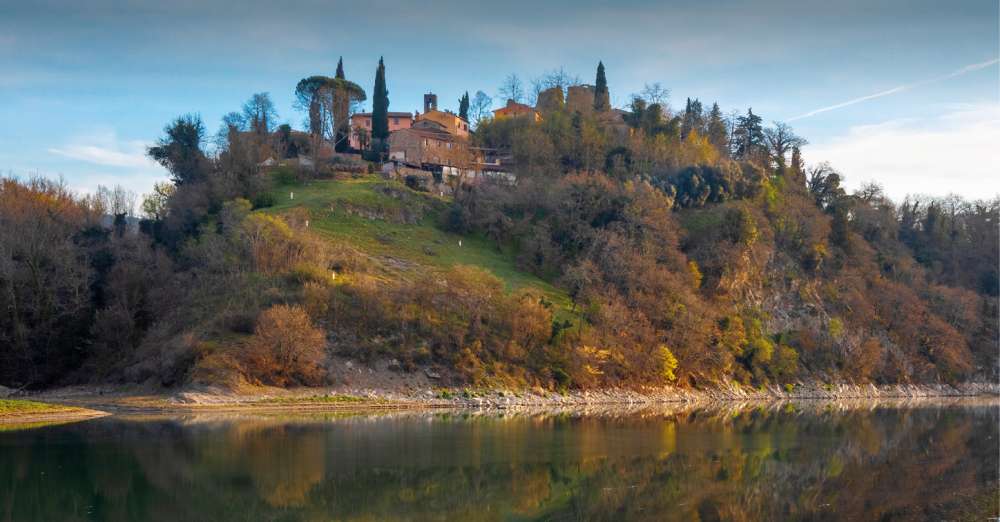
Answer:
[{"left": 1, "top": 0, "right": 998, "bottom": 201}]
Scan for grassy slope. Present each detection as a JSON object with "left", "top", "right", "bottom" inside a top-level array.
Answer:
[
  {"left": 0, "top": 399, "right": 73, "bottom": 417},
  {"left": 264, "top": 173, "right": 576, "bottom": 320}
]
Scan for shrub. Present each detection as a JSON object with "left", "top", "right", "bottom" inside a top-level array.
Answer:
[
  {"left": 659, "top": 345, "right": 679, "bottom": 382},
  {"left": 251, "top": 192, "right": 276, "bottom": 209},
  {"left": 243, "top": 305, "right": 327, "bottom": 386}
]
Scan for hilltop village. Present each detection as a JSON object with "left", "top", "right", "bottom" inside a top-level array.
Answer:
[{"left": 282, "top": 62, "right": 631, "bottom": 191}]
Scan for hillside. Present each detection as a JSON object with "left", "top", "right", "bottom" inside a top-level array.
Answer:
[
  {"left": 1, "top": 83, "right": 997, "bottom": 393},
  {"left": 262, "top": 171, "right": 575, "bottom": 321}
]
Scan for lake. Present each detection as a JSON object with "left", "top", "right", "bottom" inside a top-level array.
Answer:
[{"left": 0, "top": 400, "right": 996, "bottom": 521}]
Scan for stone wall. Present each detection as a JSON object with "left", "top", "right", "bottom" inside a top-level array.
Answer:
[{"left": 566, "top": 84, "right": 596, "bottom": 114}]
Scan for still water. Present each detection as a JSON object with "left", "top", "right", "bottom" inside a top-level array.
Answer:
[{"left": 0, "top": 401, "right": 997, "bottom": 521}]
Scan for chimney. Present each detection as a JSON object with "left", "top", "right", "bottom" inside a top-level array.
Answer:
[{"left": 424, "top": 93, "right": 438, "bottom": 113}]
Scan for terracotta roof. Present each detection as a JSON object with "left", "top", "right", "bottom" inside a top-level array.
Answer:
[
  {"left": 494, "top": 100, "right": 535, "bottom": 114},
  {"left": 418, "top": 109, "right": 469, "bottom": 124},
  {"left": 352, "top": 112, "right": 413, "bottom": 118},
  {"left": 394, "top": 126, "right": 456, "bottom": 141}
]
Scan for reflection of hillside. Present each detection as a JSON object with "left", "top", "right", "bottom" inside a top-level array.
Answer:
[{"left": 0, "top": 402, "right": 995, "bottom": 521}]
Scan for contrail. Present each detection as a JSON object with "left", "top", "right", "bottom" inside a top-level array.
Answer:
[{"left": 788, "top": 58, "right": 999, "bottom": 121}]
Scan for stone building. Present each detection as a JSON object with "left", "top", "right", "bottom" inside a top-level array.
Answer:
[
  {"left": 387, "top": 92, "right": 474, "bottom": 169},
  {"left": 493, "top": 99, "right": 541, "bottom": 122},
  {"left": 349, "top": 111, "right": 412, "bottom": 149},
  {"left": 414, "top": 93, "right": 470, "bottom": 137},
  {"left": 387, "top": 123, "right": 472, "bottom": 170}
]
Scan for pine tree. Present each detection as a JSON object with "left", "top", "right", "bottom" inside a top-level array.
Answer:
[
  {"left": 458, "top": 91, "right": 470, "bottom": 121},
  {"left": 706, "top": 102, "right": 729, "bottom": 154},
  {"left": 681, "top": 98, "right": 692, "bottom": 137},
  {"left": 594, "top": 61, "right": 609, "bottom": 111},
  {"left": 681, "top": 98, "right": 705, "bottom": 138},
  {"left": 335, "top": 57, "right": 345, "bottom": 79},
  {"left": 733, "top": 108, "right": 764, "bottom": 160},
  {"left": 372, "top": 57, "right": 389, "bottom": 147}
]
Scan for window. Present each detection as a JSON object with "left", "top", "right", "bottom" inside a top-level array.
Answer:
[
  {"left": 393, "top": 118, "right": 399, "bottom": 125},
  {"left": 365, "top": 120, "right": 370, "bottom": 127}
]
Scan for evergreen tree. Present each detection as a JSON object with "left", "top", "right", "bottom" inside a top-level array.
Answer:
[
  {"left": 594, "top": 61, "right": 609, "bottom": 111},
  {"left": 706, "top": 102, "right": 728, "bottom": 154},
  {"left": 733, "top": 108, "right": 764, "bottom": 160},
  {"left": 372, "top": 57, "right": 389, "bottom": 147},
  {"left": 681, "top": 98, "right": 692, "bottom": 137},
  {"left": 147, "top": 114, "right": 208, "bottom": 186},
  {"left": 681, "top": 97, "right": 704, "bottom": 138},
  {"left": 458, "top": 91, "right": 470, "bottom": 121},
  {"left": 790, "top": 145, "right": 804, "bottom": 180},
  {"left": 333, "top": 57, "right": 348, "bottom": 151}
]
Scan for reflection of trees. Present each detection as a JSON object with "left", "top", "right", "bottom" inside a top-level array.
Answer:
[
  {"left": 243, "top": 426, "right": 325, "bottom": 507},
  {"left": 0, "top": 404, "right": 995, "bottom": 521}
]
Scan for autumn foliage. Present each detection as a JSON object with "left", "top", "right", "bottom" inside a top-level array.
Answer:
[
  {"left": 243, "top": 305, "right": 326, "bottom": 386},
  {"left": 2, "top": 83, "right": 997, "bottom": 391}
]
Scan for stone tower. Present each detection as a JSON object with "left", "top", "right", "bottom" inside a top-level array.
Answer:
[
  {"left": 536, "top": 86, "right": 565, "bottom": 114},
  {"left": 566, "top": 85, "right": 596, "bottom": 114},
  {"left": 424, "top": 93, "right": 438, "bottom": 113}
]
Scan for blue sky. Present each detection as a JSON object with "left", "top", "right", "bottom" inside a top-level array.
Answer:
[{"left": 2, "top": 0, "right": 997, "bottom": 201}]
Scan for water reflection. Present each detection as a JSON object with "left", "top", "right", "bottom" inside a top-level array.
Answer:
[{"left": 0, "top": 401, "right": 996, "bottom": 521}]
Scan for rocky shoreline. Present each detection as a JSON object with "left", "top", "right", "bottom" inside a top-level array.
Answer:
[
  {"left": 6, "top": 381, "right": 998, "bottom": 415},
  {"left": 164, "top": 381, "right": 1000, "bottom": 409}
]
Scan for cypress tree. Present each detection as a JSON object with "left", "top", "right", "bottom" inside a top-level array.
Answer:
[
  {"left": 333, "top": 57, "right": 348, "bottom": 152},
  {"left": 790, "top": 145, "right": 804, "bottom": 180},
  {"left": 594, "top": 61, "right": 609, "bottom": 111},
  {"left": 681, "top": 98, "right": 693, "bottom": 137},
  {"left": 458, "top": 92, "right": 470, "bottom": 121},
  {"left": 372, "top": 57, "right": 389, "bottom": 146}
]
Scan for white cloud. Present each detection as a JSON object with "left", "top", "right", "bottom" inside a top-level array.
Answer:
[
  {"left": 808, "top": 105, "right": 1000, "bottom": 201},
  {"left": 49, "top": 130, "right": 155, "bottom": 168},
  {"left": 47, "top": 129, "right": 167, "bottom": 195}
]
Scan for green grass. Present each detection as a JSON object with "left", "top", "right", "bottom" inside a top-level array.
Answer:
[
  {"left": 265, "top": 174, "right": 577, "bottom": 321},
  {"left": 0, "top": 399, "right": 72, "bottom": 416},
  {"left": 254, "top": 394, "right": 369, "bottom": 405}
]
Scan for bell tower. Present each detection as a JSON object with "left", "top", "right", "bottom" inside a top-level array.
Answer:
[{"left": 423, "top": 93, "right": 438, "bottom": 113}]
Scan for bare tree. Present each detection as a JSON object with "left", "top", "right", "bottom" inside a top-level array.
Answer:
[
  {"left": 242, "top": 92, "right": 278, "bottom": 135},
  {"left": 96, "top": 185, "right": 137, "bottom": 217},
  {"left": 640, "top": 82, "right": 670, "bottom": 106},
  {"left": 764, "top": 121, "right": 808, "bottom": 170},
  {"left": 497, "top": 73, "right": 525, "bottom": 103},
  {"left": 529, "top": 67, "right": 582, "bottom": 104},
  {"left": 469, "top": 90, "right": 493, "bottom": 128}
]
